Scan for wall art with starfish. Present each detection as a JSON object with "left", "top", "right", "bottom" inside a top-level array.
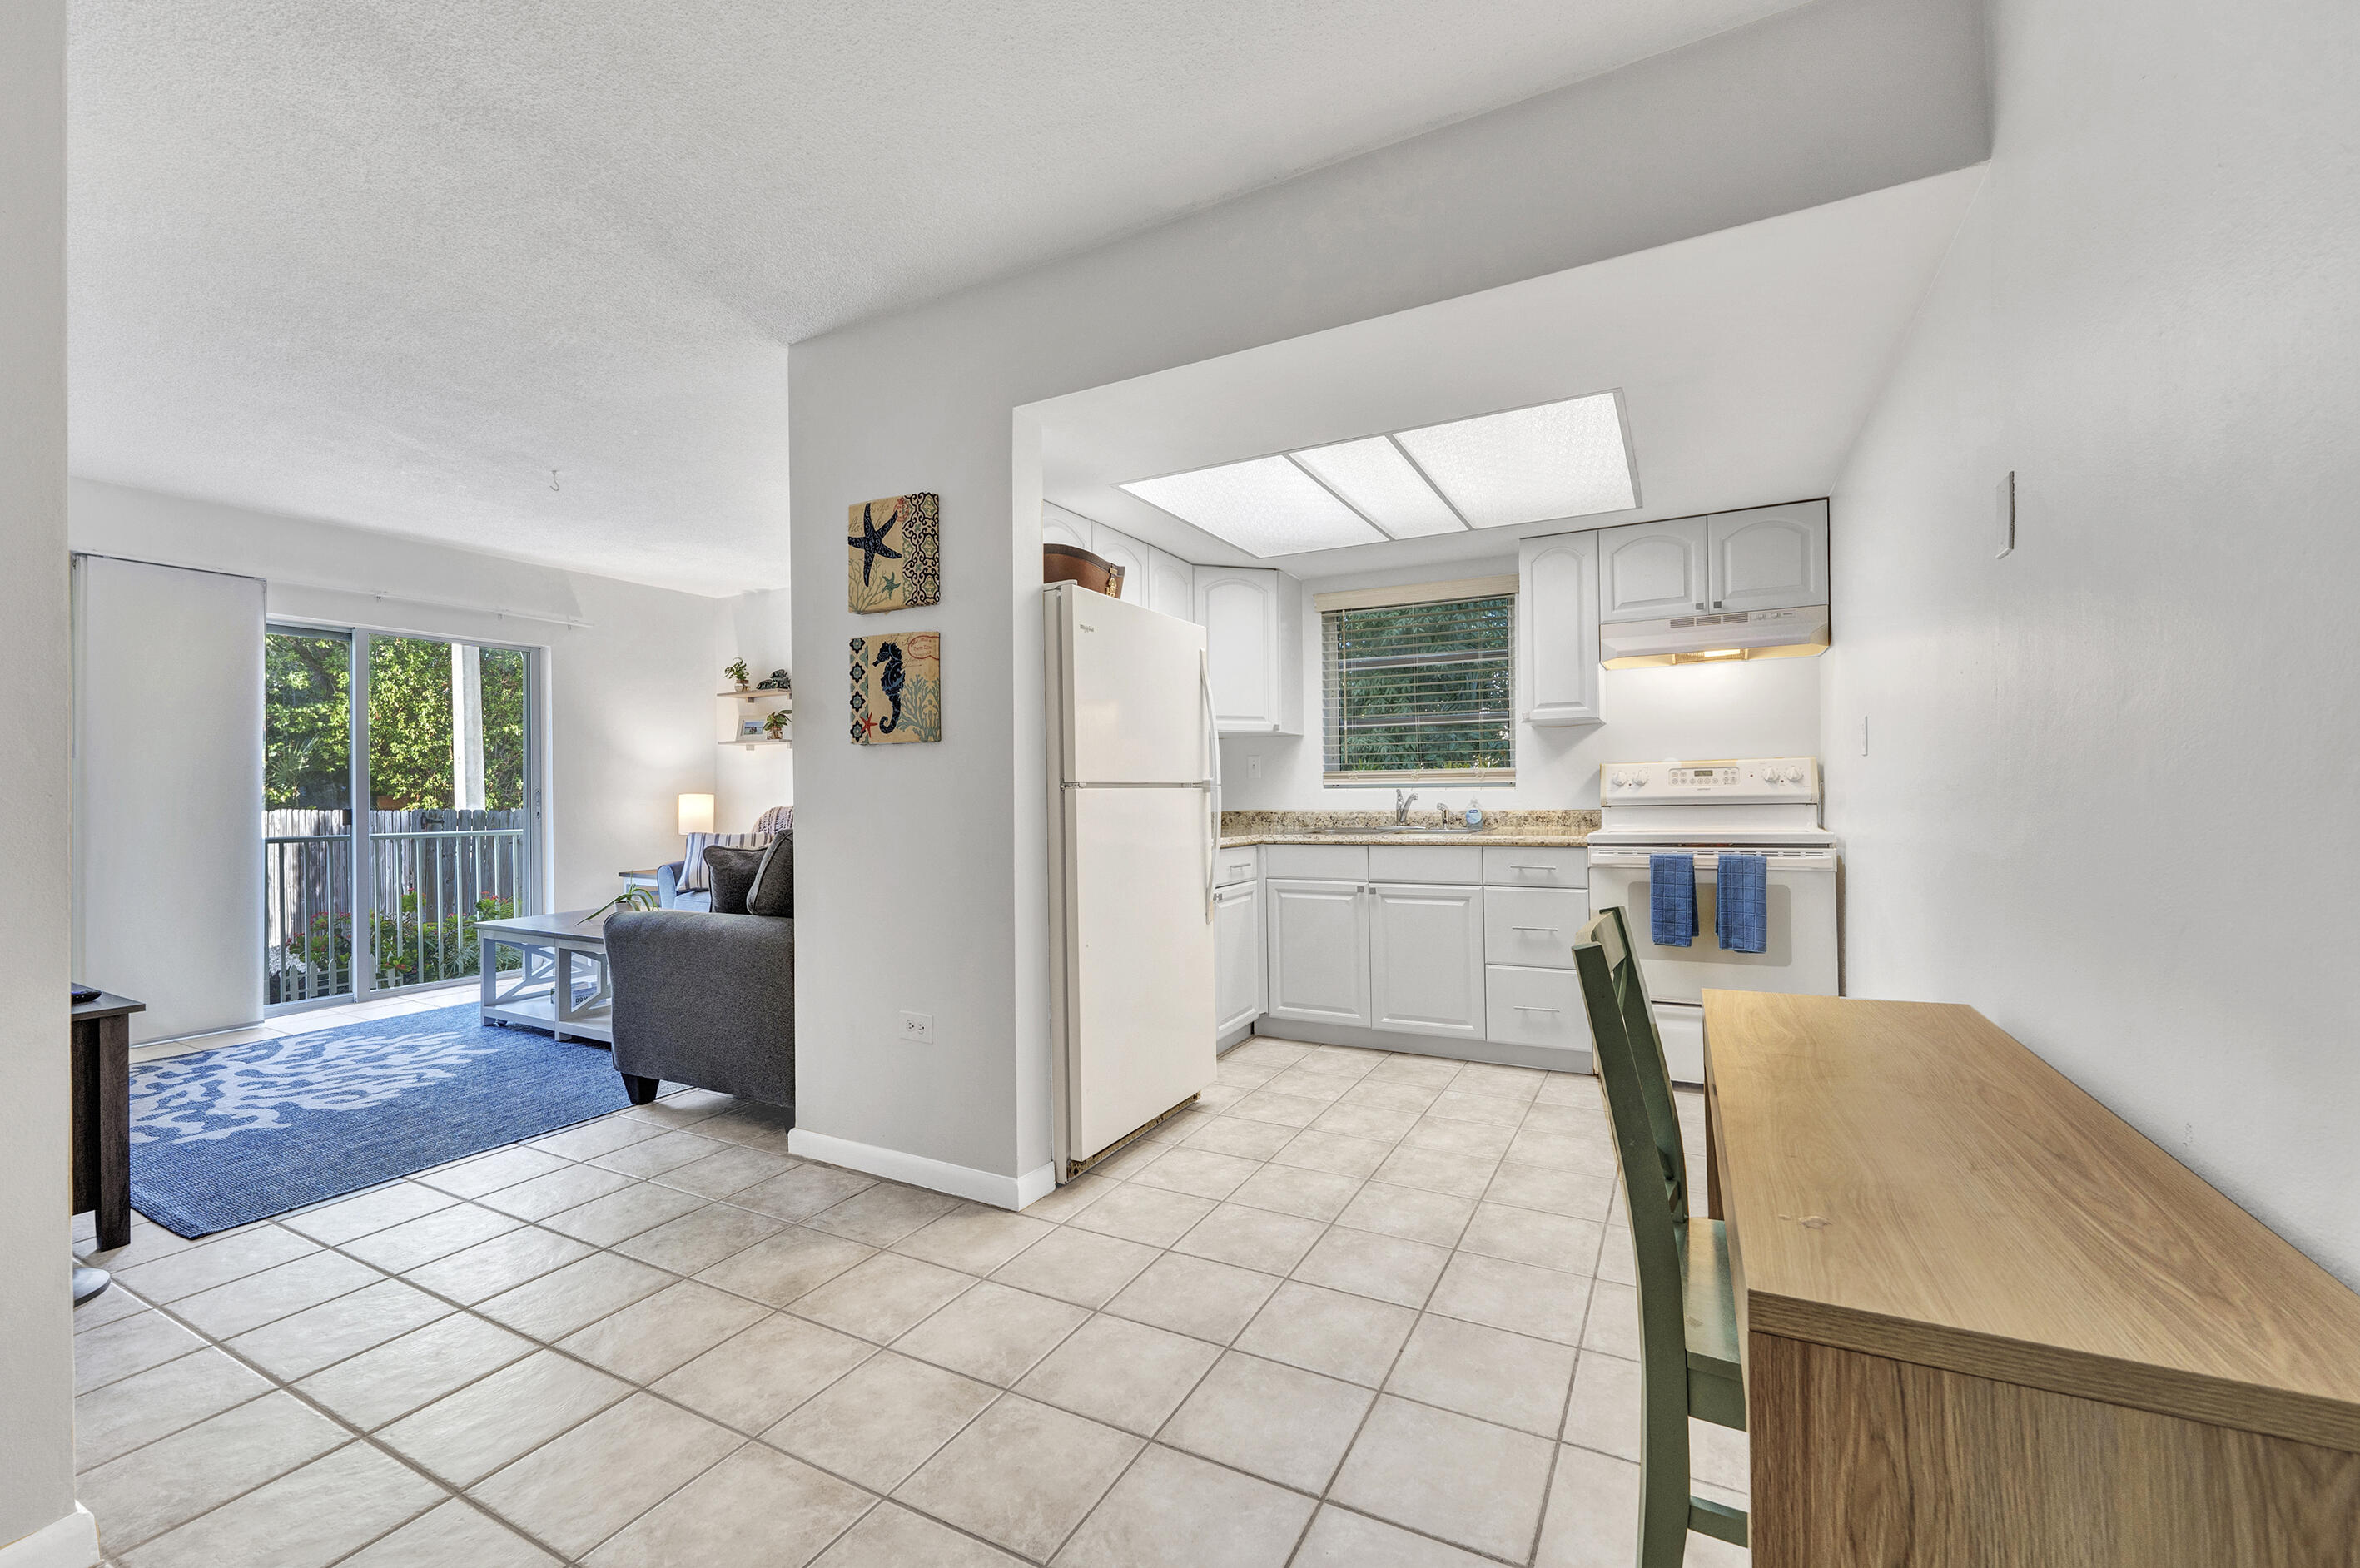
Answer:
[{"left": 847, "top": 492, "right": 941, "bottom": 613}]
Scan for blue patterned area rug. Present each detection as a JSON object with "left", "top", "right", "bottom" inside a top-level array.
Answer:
[{"left": 130, "top": 1003, "right": 633, "bottom": 1238}]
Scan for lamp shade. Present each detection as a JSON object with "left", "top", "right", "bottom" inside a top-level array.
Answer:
[{"left": 678, "top": 793, "right": 716, "bottom": 836}]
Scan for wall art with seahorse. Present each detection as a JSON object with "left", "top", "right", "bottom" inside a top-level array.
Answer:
[{"left": 849, "top": 631, "right": 942, "bottom": 744}]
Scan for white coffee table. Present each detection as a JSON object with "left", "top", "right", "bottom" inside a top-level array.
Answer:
[{"left": 477, "top": 909, "right": 616, "bottom": 1044}]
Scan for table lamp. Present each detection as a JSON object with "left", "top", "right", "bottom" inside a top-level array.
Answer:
[{"left": 678, "top": 792, "right": 715, "bottom": 837}]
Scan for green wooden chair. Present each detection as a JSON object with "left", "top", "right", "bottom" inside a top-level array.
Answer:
[{"left": 1573, "top": 906, "right": 1748, "bottom": 1565}]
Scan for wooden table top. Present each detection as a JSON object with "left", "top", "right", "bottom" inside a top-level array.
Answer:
[
  {"left": 1703, "top": 989, "right": 2360, "bottom": 1452},
  {"left": 474, "top": 910, "right": 614, "bottom": 945},
  {"left": 72, "top": 990, "right": 147, "bottom": 1023}
]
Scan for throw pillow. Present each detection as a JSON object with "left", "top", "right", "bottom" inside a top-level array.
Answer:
[
  {"left": 703, "top": 845, "right": 766, "bottom": 914},
  {"left": 747, "top": 834, "right": 793, "bottom": 917},
  {"left": 678, "top": 831, "right": 773, "bottom": 891}
]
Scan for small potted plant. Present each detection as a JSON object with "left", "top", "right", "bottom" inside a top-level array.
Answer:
[
  {"left": 763, "top": 708, "right": 791, "bottom": 741},
  {"left": 725, "top": 658, "right": 751, "bottom": 692}
]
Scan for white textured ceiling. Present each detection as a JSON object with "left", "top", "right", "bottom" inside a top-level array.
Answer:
[
  {"left": 1034, "top": 168, "right": 1986, "bottom": 579},
  {"left": 67, "top": 0, "right": 1806, "bottom": 596}
]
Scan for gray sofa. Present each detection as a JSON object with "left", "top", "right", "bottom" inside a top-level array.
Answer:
[{"left": 604, "top": 909, "right": 794, "bottom": 1110}]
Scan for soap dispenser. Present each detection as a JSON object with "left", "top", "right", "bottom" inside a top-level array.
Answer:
[{"left": 1464, "top": 801, "right": 1484, "bottom": 829}]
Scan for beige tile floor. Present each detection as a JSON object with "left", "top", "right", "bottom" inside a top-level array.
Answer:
[{"left": 74, "top": 1025, "right": 1750, "bottom": 1568}]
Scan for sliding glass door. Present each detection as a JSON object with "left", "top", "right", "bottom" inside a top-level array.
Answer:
[{"left": 264, "top": 626, "right": 539, "bottom": 1011}]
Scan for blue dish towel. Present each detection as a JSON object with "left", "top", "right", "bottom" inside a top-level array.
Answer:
[
  {"left": 1717, "top": 853, "right": 1769, "bottom": 954},
  {"left": 1649, "top": 852, "right": 1697, "bottom": 948}
]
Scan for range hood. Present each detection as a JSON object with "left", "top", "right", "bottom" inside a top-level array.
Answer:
[{"left": 1600, "top": 604, "right": 1829, "bottom": 669}]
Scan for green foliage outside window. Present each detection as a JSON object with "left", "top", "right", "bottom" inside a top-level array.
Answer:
[
  {"left": 266, "top": 632, "right": 524, "bottom": 811},
  {"left": 1322, "top": 593, "right": 1515, "bottom": 782}
]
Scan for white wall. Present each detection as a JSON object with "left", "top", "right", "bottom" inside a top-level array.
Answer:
[
  {"left": 75, "top": 558, "right": 266, "bottom": 1043},
  {"left": 1218, "top": 565, "right": 1821, "bottom": 812},
  {"left": 1824, "top": 1, "right": 2360, "bottom": 1281},
  {"left": 789, "top": 0, "right": 1989, "bottom": 1193},
  {"left": 70, "top": 480, "right": 730, "bottom": 926},
  {"left": 0, "top": 0, "right": 86, "bottom": 1558}
]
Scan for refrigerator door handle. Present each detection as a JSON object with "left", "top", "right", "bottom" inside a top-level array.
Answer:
[{"left": 1200, "top": 649, "right": 1220, "bottom": 924}]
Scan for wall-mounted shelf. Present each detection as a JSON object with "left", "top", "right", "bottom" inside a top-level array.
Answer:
[
  {"left": 726, "top": 737, "right": 792, "bottom": 749},
  {"left": 719, "top": 688, "right": 794, "bottom": 702}
]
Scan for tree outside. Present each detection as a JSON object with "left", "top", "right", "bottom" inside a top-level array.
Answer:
[{"left": 265, "top": 632, "right": 524, "bottom": 810}]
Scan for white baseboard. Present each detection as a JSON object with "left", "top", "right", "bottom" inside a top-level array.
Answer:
[
  {"left": 1244, "top": 1017, "right": 1594, "bottom": 1076},
  {"left": 0, "top": 1507, "right": 98, "bottom": 1568},
  {"left": 787, "top": 1129, "right": 1052, "bottom": 1213}
]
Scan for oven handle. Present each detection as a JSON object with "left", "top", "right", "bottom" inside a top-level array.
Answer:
[{"left": 1587, "top": 848, "right": 1837, "bottom": 871}]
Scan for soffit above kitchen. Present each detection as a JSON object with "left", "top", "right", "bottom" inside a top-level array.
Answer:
[{"left": 1037, "top": 165, "right": 1985, "bottom": 576}]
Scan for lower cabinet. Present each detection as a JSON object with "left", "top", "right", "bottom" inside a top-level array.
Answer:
[
  {"left": 1214, "top": 880, "right": 1264, "bottom": 1037},
  {"left": 1485, "top": 965, "right": 1587, "bottom": 1052},
  {"left": 1265, "top": 878, "right": 1370, "bottom": 1028},
  {"left": 1369, "top": 883, "right": 1486, "bottom": 1040}
]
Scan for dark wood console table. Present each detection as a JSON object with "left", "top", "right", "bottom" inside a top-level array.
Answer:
[{"left": 72, "top": 990, "right": 142, "bottom": 1251}]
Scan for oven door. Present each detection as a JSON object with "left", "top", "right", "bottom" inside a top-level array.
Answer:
[{"left": 1585, "top": 846, "right": 1839, "bottom": 1005}]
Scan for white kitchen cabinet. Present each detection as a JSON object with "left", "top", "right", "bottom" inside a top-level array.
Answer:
[
  {"left": 1518, "top": 531, "right": 1604, "bottom": 727},
  {"left": 1485, "top": 965, "right": 1592, "bottom": 1055},
  {"left": 1707, "top": 500, "right": 1827, "bottom": 613},
  {"left": 1146, "top": 547, "right": 1195, "bottom": 623},
  {"left": 1090, "top": 523, "right": 1151, "bottom": 603},
  {"left": 1042, "top": 505, "right": 1092, "bottom": 550},
  {"left": 1599, "top": 516, "right": 1710, "bottom": 623},
  {"left": 1265, "top": 877, "right": 1369, "bottom": 1028},
  {"left": 1195, "top": 566, "right": 1304, "bottom": 735},
  {"left": 1369, "top": 882, "right": 1486, "bottom": 1040},
  {"left": 1215, "top": 880, "right": 1264, "bottom": 1039}
]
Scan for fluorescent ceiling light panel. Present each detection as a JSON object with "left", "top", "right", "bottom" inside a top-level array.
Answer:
[
  {"left": 1121, "top": 456, "right": 1383, "bottom": 557},
  {"left": 1393, "top": 392, "right": 1637, "bottom": 529},
  {"left": 1289, "top": 439, "right": 1465, "bottom": 538}
]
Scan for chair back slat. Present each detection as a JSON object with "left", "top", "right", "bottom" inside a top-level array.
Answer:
[{"left": 1584, "top": 906, "right": 1688, "bottom": 1222}]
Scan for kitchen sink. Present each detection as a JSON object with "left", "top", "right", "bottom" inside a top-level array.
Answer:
[{"left": 1315, "top": 824, "right": 1484, "bottom": 836}]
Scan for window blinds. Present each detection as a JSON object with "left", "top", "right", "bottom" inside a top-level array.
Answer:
[{"left": 1321, "top": 591, "right": 1515, "bottom": 784}]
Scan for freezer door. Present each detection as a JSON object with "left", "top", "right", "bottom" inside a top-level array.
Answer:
[
  {"left": 1063, "top": 786, "right": 1217, "bottom": 1162},
  {"left": 1055, "top": 585, "right": 1210, "bottom": 784}
]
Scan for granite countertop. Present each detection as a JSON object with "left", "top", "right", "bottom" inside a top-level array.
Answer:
[{"left": 1219, "top": 807, "right": 1595, "bottom": 849}]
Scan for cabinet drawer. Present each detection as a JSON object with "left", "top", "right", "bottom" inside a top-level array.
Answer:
[
  {"left": 1264, "top": 844, "right": 1368, "bottom": 881},
  {"left": 1486, "top": 965, "right": 1592, "bottom": 1054},
  {"left": 1483, "top": 846, "right": 1587, "bottom": 888},
  {"left": 1215, "top": 846, "right": 1260, "bottom": 888},
  {"left": 1483, "top": 888, "right": 1589, "bottom": 968},
  {"left": 1367, "top": 844, "right": 1483, "bottom": 884}
]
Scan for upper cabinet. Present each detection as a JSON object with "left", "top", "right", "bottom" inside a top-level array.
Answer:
[
  {"left": 1089, "top": 523, "right": 1150, "bottom": 603},
  {"left": 1146, "top": 546, "right": 1195, "bottom": 623},
  {"left": 1599, "top": 516, "right": 1710, "bottom": 622},
  {"left": 1518, "top": 532, "right": 1604, "bottom": 727},
  {"left": 1042, "top": 505, "right": 1092, "bottom": 550},
  {"left": 1195, "top": 566, "right": 1304, "bottom": 735},
  {"left": 1707, "top": 500, "right": 1827, "bottom": 613}
]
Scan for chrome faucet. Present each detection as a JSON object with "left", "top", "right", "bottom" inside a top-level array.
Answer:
[
  {"left": 1434, "top": 801, "right": 1452, "bottom": 826},
  {"left": 1393, "top": 789, "right": 1418, "bottom": 825}
]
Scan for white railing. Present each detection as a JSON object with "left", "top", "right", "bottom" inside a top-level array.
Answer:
[{"left": 265, "top": 809, "right": 526, "bottom": 1004}]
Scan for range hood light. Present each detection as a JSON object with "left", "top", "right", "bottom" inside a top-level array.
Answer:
[{"left": 1695, "top": 648, "right": 1743, "bottom": 659}]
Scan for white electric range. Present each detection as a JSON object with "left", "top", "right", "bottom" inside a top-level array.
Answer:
[{"left": 1585, "top": 757, "right": 1840, "bottom": 1084}]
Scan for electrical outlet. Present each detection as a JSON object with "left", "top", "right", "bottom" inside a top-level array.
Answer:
[
  {"left": 1246, "top": 755, "right": 1264, "bottom": 780},
  {"left": 898, "top": 1010, "right": 935, "bottom": 1045}
]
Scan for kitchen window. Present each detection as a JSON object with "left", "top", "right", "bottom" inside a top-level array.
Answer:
[{"left": 1319, "top": 577, "right": 1515, "bottom": 786}]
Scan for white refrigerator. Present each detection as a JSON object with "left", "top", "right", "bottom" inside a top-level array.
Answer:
[{"left": 1044, "top": 583, "right": 1219, "bottom": 1177}]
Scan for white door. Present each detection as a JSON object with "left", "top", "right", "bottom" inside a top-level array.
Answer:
[
  {"left": 1599, "top": 516, "right": 1710, "bottom": 623},
  {"left": 1091, "top": 523, "right": 1151, "bottom": 603},
  {"left": 1196, "top": 568, "right": 1279, "bottom": 732},
  {"left": 1065, "top": 786, "right": 1217, "bottom": 1161},
  {"left": 1215, "top": 880, "right": 1264, "bottom": 1038},
  {"left": 1707, "top": 501, "right": 1827, "bottom": 613},
  {"left": 1518, "top": 531, "right": 1603, "bottom": 727},
  {"left": 1043, "top": 506, "right": 1092, "bottom": 549},
  {"left": 1369, "top": 883, "right": 1486, "bottom": 1040},
  {"left": 1265, "top": 877, "right": 1369, "bottom": 1027},
  {"left": 1053, "top": 587, "right": 1210, "bottom": 785},
  {"left": 1147, "top": 547, "right": 1195, "bottom": 623}
]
